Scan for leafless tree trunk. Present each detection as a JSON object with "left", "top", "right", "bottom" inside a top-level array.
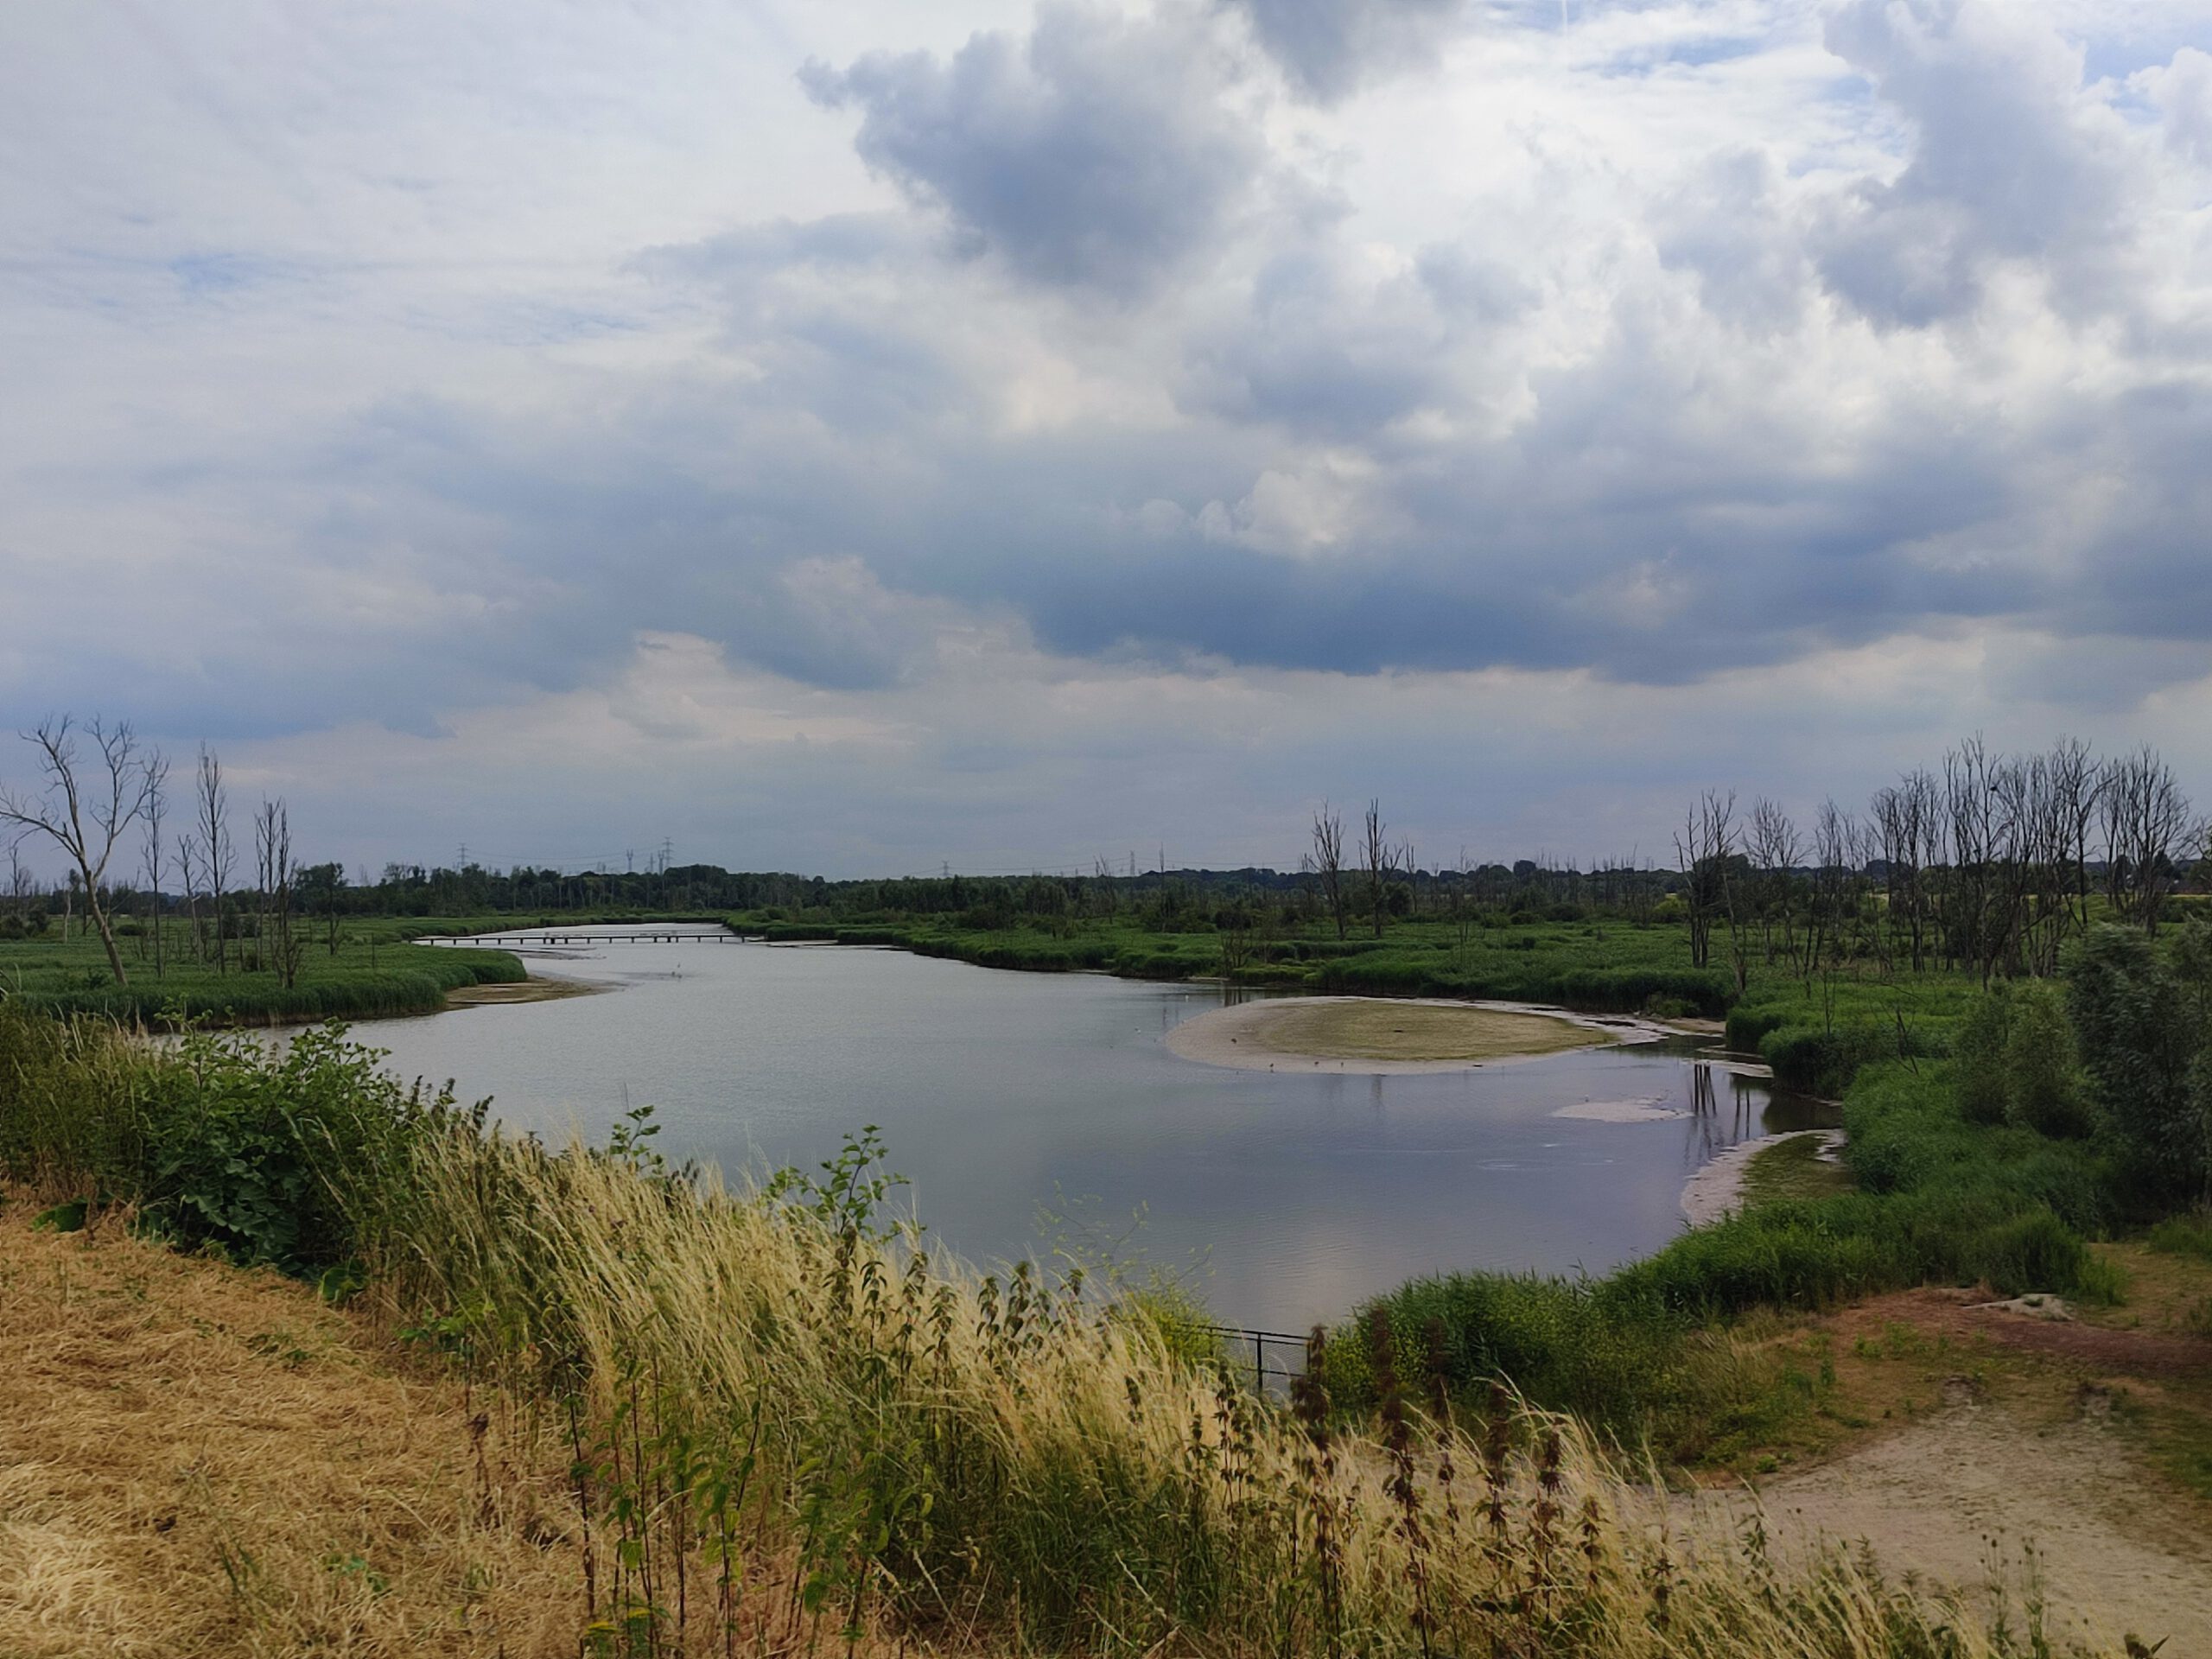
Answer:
[
  {"left": 0, "top": 716, "right": 159, "bottom": 986},
  {"left": 196, "top": 747, "right": 232, "bottom": 975},
  {"left": 174, "top": 833, "right": 206, "bottom": 962},
  {"left": 1308, "top": 803, "right": 1349, "bottom": 940},
  {"left": 1747, "top": 798, "right": 1799, "bottom": 964},
  {"left": 1675, "top": 791, "right": 1735, "bottom": 972},
  {"left": 140, "top": 752, "right": 170, "bottom": 977},
  {"left": 3, "top": 837, "right": 29, "bottom": 928},
  {"left": 1362, "top": 799, "right": 1390, "bottom": 938},
  {"left": 2050, "top": 737, "right": 2103, "bottom": 944},
  {"left": 2101, "top": 746, "right": 2199, "bottom": 935},
  {"left": 254, "top": 798, "right": 302, "bottom": 988}
]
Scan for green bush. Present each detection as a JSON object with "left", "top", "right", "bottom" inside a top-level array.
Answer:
[
  {"left": 2066, "top": 924, "right": 2212, "bottom": 1207},
  {"left": 1966, "top": 1208, "right": 2085, "bottom": 1297},
  {"left": 1952, "top": 987, "right": 2012, "bottom": 1126},
  {"left": 0, "top": 1011, "right": 458, "bottom": 1274},
  {"left": 2003, "top": 978, "right": 2094, "bottom": 1137}
]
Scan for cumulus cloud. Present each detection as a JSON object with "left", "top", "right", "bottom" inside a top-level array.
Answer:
[
  {"left": 1219, "top": 0, "right": 1465, "bottom": 102},
  {"left": 6, "top": 0, "right": 2212, "bottom": 868},
  {"left": 2136, "top": 46, "right": 2212, "bottom": 166},
  {"left": 1814, "top": 0, "right": 2141, "bottom": 325},
  {"left": 800, "top": 4, "right": 1263, "bottom": 295}
]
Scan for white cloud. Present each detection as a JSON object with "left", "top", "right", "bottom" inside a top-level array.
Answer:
[{"left": 5, "top": 0, "right": 2212, "bottom": 868}]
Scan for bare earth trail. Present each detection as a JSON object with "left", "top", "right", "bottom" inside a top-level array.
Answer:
[
  {"left": 1700, "top": 1397, "right": 2212, "bottom": 1653},
  {"left": 1686, "top": 1288, "right": 2212, "bottom": 1655}
]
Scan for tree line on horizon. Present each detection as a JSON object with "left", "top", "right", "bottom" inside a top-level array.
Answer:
[{"left": 5, "top": 717, "right": 2208, "bottom": 990}]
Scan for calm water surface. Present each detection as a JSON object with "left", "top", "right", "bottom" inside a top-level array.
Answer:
[{"left": 371, "top": 927, "right": 1819, "bottom": 1331}]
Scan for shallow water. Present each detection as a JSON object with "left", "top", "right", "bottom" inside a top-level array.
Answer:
[{"left": 368, "top": 927, "right": 1826, "bottom": 1331}]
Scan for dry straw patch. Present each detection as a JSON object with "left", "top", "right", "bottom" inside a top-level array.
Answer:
[{"left": 0, "top": 1203, "right": 576, "bottom": 1658}]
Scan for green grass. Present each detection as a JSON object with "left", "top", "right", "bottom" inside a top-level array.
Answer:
[
  {"left": 1331, "top": 1055, "right": 2119, "bottom": 1454},
  {"left": 0, "top": 1008, "right": 2105, "bottom": 1658},
  {"left": 1738, "top": 1132, "right": 1857, "bottom": 1207},
  {"left": 2148, "top": 1210, "right": 2212, "bottom": 1263},
  {"left": 0, "top": 923, "right": 524, "bottom": 1025},
  {"left": 735, "top": 911, "right": 1739, "bottom": 1014}
]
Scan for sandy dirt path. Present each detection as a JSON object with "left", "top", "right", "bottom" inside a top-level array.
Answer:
[{"left": 1690, "top": 1390, "right": 2212, "bottom": 1654}]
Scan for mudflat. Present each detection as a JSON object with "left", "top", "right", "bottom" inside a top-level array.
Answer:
[{"left": 1165, "top": 995, "right": 1619, "bottom": 1074}]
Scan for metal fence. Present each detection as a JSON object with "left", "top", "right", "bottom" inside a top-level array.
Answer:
[{"left": 1192, "top": 1324, "right": 1313, "bottom": 1395}]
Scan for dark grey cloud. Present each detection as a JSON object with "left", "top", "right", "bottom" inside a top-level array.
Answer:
[
  {"left": 1182, "top": 249, "right": 1452, "bottom": 436},
  {"left": 1219, "top": 0, "right": 1463, "bottom": 102},
  {"left": 1815, "top": 0, "right": 2139, "bottom": 326},
  {"left": 10, "top": 0, "right": 2212, "bottom": 872},
  {"left": 800, "top": 5, "right": 1262, "bottom": 295}
]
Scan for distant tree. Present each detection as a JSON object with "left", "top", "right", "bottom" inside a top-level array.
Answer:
[
  {"left": 195, "top": 747, "right": 232, "bottom": 975},
  {"left": 2101, "top": 746, "right": 2200, "bottom": 936},
  {"left": 254, "top": 798, "right": 303, "bottom": 988},
  {"left": 298, "top": 861, "right": 346, "bottom": 955},
  {"left": 1746, "top": 798, "right": 1799, "bottom": 964},
  {"left": 1362, "top": 798, "right": 1390, "bottom": 938},
  {"left": 1307, "top": 803, "right": 1349, "bottom": 940},
  {"left": 174, "top": 831, "right": 205, "bottom": 963},
  {"left": 140, "top": 750, "right": 170, "bottom": 976},
  {"left": 1674, "top": 791, "right": 1735, "bottom": 973},
  {"left": 0, "top": 716, "right": 161, "bottom": 986},
  {"left": 2067, "top": 923, "right": 2212, "bottom": 1206}
]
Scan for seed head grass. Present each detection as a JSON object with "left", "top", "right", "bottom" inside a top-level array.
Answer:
[{"left": 0, "top": 1014, "right": 2132, "bottom": 1658}]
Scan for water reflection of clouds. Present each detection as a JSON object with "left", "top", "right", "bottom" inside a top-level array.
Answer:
[{"left": 372, "top": 938, "right": 1816, "bottom": 1328}]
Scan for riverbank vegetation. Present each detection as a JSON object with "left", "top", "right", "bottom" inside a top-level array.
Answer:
[
  {"left": 1329, "top": 918, "right": 2212, "bottom": 1469},
  {"left": 0, "top": 1009, "right": 2137, "bottom": 1657},
  {"left": 0, "top": 926, "right": 524, "bottom": 1025}
]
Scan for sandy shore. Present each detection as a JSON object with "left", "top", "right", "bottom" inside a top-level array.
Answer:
[
  {"left": 445, "top": 975, "right": 607, "bottom": 1007},
  {"left": 1681, "top": 1129, "right": 1847, "bottom": 1226},
  {"left": 1553, "top": 1096, "right": 1684, "bottom": 1123},
  {"left": 1162, "top": 995, "right": 1662, "bottom": 1075}
]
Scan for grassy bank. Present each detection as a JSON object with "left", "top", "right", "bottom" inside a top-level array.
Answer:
[
  {"left": 738, "top": 912, "right": 1738, "bottom": 1014},
  {"left": 1338, "top": 923, "right": 2212, "bottom": 1457},
  {"left": 1327, "top": 1055, "right": 2120, "bottom": 1444},
  {"left": 0, "top": 925, "right": 524, "bottom": 1025},
  {"left": 0, "top": 1007, "right": 2107, "bottom": 1657}
]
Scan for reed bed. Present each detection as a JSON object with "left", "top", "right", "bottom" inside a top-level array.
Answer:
[
  {"left": 0, "top": 1014, "right": 2118, "bottom": 1656},
  {"left": 356, "top": 1120, "right": 2099, "bottom": 1659}
]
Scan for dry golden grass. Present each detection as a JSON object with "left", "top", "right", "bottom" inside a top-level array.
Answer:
[
  {"left": 1255, "top": 999, "right": 1599, "bottom": 1062},
  {"left": 0, "top": 1200, "right": 580, "bottom": 1658}
]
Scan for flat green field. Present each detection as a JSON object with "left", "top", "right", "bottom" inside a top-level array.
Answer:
[{"left": 0, "top": 922, "right": 524, "bottom": 1024}]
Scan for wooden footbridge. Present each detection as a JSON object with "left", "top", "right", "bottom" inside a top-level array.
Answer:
[{"left": 432, "top": 931, "right": 749, "bottom": 948}]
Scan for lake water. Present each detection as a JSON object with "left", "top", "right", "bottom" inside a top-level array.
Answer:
[{"left": 370, "top": 926, "right": 1822, "bottom": 1332}]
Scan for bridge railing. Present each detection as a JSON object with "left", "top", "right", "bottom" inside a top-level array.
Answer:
[{"left": 1187, "top": 1323, "right": 1313, "bottom": 1396}]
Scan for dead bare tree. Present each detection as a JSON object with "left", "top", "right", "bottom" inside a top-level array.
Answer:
[
  {"left": 174, "top": 833, "right": 205, "bottom": 963},
  {"left": 253, "top": 798, "right": 302, "bottom": 988},
  {"left": 2101, "top": 746, "right": 2199, "bottom": 935},
  {"left": 1307, "top": 803, "right": 1349, "bottom": 940},
  {"left": 1747, "top": 798, "right": 1800, "bottom": 964},
  {"left": 195, "top": 747, "right": 232, "bottom": 975},
  {"left": 1674, "top": 791, "right": 1736, "bottom": 972},
  {"left": 1362, "top": 799, "right": 1390, "bottom": 938},
  {"left": 0, "top": 716, "right": 160, "bottom": 985},
  {"left": 140, "top": 751, "right": 171, "bottom": 976},
  {"left": 2049, "top": 737, "right": 2103, "bottom": 942}
]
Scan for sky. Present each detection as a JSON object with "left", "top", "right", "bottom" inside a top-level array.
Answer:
[{"left": 3, "top": 0, "right": 2211, "bottom": 879}]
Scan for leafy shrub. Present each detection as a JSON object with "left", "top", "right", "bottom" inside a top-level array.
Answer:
[
  {"left": 0, "top": 1011, "right": 459, "bottom": 1274},
  {"left": 2147, "top": 1210, "right": 2212, "bottom": 1262},
  {"left": 2066, "top": 923, "right": 2212, "bottom": 1207},
  {"left": 2002, "top": 978, "right": 2094, "bottom": 1137},
  {"left": 1952, "top": 987, "right": 2012, "bottom": 1126},
  {"left": 1965, "top": 1208, "right": 2084, "bottom": 1297}
]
